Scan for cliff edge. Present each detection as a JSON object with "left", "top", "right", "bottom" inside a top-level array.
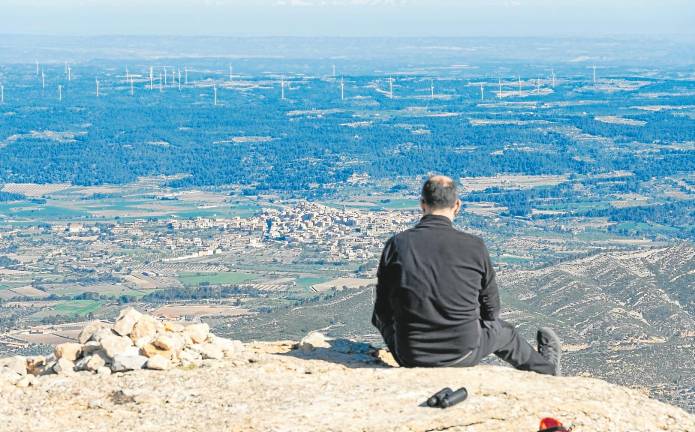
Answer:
[{"left": 0, "top": 311, "right": 693, "bottom": 432}]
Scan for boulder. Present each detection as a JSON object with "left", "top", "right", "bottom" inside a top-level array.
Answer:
[
  {"left": 75, "top": 353, "right": 107, "bottom": 372},
  {"left": 179, "top": 349, "right": 202, "bottom": 368},
  {"left": 15, "top": 374, "right": 37, "bottom": 388},
  {"left": 140, "top": 343, "right": 173, "bottom": 360},
  {"left": 112, "top": 307, "right": 142, "bottom": 336},
  {"left": 130, "top": 315, "right": 158, "bottom": 342},
  {"left": 153, "top": 334, "right": 183, "bottom": 352},
  {"left": 100, "top": 335, "right": 134, "bottom": 359},
  {"left": 184, "top": 323, "right": 209, "bottom": 344},
  {"left": 209, "top": 335, "right": 244, "bottom": 358},
  {"left": 0, "top": 370, "right": 22, "bottom": 385},
  {"left": 25, "top": 356, "right": 47, "bottom": 375},
  {"left": 54, "top": 343, "right": 82, "bottom": 362},
  {"left": 78, "top": 321, "right": 111, "bottom": 344},
  {"left": 1, "top": 356, "right": 27, "bottom": 376},
  {"left": 145, "top": 355, "right": 170, "bottom": 371},
  {"left": 52, "top": 358, "right": 75, "bottom": 375},
  {"left": 110, "top": 354, "right": 147, "bottom": 372},
  {"left": 298, "top": 332, "right": 331, "bottom": 353},
  {"left": 191, "top": 343, "right": 224, "bottom": 360},
  {"left": 81, "top": 341, "right": 102, "bottom": 356},
  {"left": 164, "top": 321, "right": 185, "bottom": 332}
]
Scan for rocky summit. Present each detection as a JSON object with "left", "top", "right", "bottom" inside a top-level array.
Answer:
[{"left": 0, "top": 310, "right": 693, "bottom": 432}]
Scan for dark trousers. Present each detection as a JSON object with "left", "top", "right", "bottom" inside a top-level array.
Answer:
[{"left": 383, "top": 319, "right": 555, "bottom": 375}]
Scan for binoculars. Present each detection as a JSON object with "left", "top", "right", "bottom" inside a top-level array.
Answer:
[{"left": 426, "top": 387, "right": 468, "bottom": 408}]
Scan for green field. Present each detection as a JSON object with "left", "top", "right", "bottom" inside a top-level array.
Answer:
[
  {"left": 295, "top": 276, "right": 330, "bottom": 289},
  {"left": 53, "top": 300, "right": 104, "bottom": 316},
  {"left": 178, "top": 271, "right": 257, "bottom": 287}
]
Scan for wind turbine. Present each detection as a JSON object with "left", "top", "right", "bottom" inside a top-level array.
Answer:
[
  {"left": 518, "top": 76, "right": 522, "bottom": 96},
  {"left": 340, "top": 77, "right": 345, "bottom": 101},
  {"left": 185, "top": 67, "right": 188, "bottom": 85},
  {"left": 159, "top": 73, "right": 163, "bottom": 92},
  {"left": 430, "top": 79, "right": 435, "bottom": 99},
  {"left": 480, "top": 82, "right": 484, "bottom": 101},
  {"left": 498, "top": 77, "right": 502, "bottom": 98},
  {"left": 58, "top": 84, "right": 63, "bottom": 101},
  {"left": 67, "top": 66, "right": 72, "bottom": 81},
  {"left": 536, "top": 77, "right": 541, "bottom": 95},
  {"left": 592, "top": 64, "right": 597, "bottom": 84},
  {"left": 149, "top": 66, "right": 154, "bottom": 90},
  {"left": 388, "top": 76, "right": 394, "bottom": 98},
  {"left": 229, "top": 65, "right": 233, "bottom": 82},
  {"left": 177, "top": 69, "right": 182, "bottom": 91},
  {"left": 551, "top": 68, "right": 556, "bottom": 88},
  {"left": 125, "top": 65, "right": 129, "bottom": 82},
  {"left": 41, "top": 69, "right": 45, "bottom": 90},
  {"left": 96, "top": 79, "right": 100, "bottom": 97},
  {"left": 130, "top": 77, "right": 134, "bottom": 96},
  {"left": 213, "top": 85, "right": 218, "bottom": 106},
  {"left": 163, "top": 66, "right": 168, "bottom": 85},
  {"left": 280, "top": 76, "right": 286, "bottom": 100},
  {"left": 0, "top": 84, "right": 4, "bottom": 104}
]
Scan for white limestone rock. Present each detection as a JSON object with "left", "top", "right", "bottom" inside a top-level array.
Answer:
[
  {"left": 110, "top": 354, "right": 148, "bottom": 372},
  {"left": 298, "top": 331, "right": 331, "bottom": 353},
  {"left": 145, "top": 355, "right": 170, "bottom": 371},
  {"left": 54, "top": 343, "right": 82, "bottom": 362},
  {"left": 112, "top": 307, "right": 142, "bottom": 337},
  {"left": 100, "top": 335, "right": 134, "bottom": 359}
]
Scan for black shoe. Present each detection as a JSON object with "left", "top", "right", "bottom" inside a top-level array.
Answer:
[{"left": 537, "top": 327, "right": 562, "bottom": 376}]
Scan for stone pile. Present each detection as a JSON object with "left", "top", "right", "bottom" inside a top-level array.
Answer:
[{"left": 0, "top": 307, "right": 244, "bottom": 387}]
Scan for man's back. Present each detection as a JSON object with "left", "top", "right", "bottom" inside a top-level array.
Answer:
[{"left": 372, "top": 214, "right": 500, "bottom": 367}]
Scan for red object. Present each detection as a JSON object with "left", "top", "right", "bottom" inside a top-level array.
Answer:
[{"left": 538, "top": 417, "right": 570, "bottom": 432}]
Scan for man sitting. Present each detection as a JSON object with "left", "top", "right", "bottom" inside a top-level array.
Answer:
[{"left": 372, "top": 175, "right": 561, "bottom": 375}]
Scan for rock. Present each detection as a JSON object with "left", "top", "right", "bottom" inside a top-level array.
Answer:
[
  {"left": 179, "top": 349, "right": 202, "bottom": 368},
  {"left": 153, "top": 334, "right": 183, "bottom": 352},
  {"left": 140, "top": 343, "right": 172, "bottom": 359},
  {"left": 298, "top": 331, "right": 331, "bottom": 353},
  {"left": 164, "top": 321, "right": 185, "bottom": 332},
  {"left": 52, "top": 358, "right": 75, "bottom": 375},
  {"left": 184, "top": 323, "right": 209, "bottom": 344},
  {"left": 110, "top": 354, "right": 147, "bottom": 372},
  {"left": 100, "top": 335, "right": 134, "bottom": 359},
  {"left": 82, "top": 341, "right": 103, "bottom": 356},
  {"left": 130, "top": 315, "right": 158, "bottom": 342},
  {"left": 74, "top": 353, "right": 107, "bottom": 372},
  {"left": 88, "top": 399, "right": 104, "bottom": 409},
  {"left": 78, "top": 321, "right": 111, "bottom": 344},
  {"left": 54, "top": 343, "right": 82, "bottom": 362},
  {"left": 112, "top": 307, "right": 142, "bottom": 336},
  {"left": 145, "top": 355, "right": 170, "bottom": 371},
  {"left": 209, "top": 335, "right": 244, "bottom": 357},
  {"left": 91, "top": 328, "right": 117, "bottom": 343},
  {"left": 1, "top": 356, "right": 27, "bottom": 376},
  {"left": 15, "top": 374, "right": 37, "bottom": 388},
  {"left": 25, "top": 356, "right": 46, "bottom": 375},
  {"left": 96, "top": 366, "right": 112, "bottom": 376},
  {"left": 193, "top": 343, "right": 224, "bottom": 360},
  {"left": 0, "top": 370, "right": 22, "bottom": 385}
]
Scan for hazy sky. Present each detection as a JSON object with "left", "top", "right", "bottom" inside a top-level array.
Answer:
[{"left": 2, "top": 0, "right": 694, "bottom": 38}]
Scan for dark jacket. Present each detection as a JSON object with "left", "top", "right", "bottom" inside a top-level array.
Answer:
[{"left": 371, "top": 214, "right": 500, "bottom": 367}]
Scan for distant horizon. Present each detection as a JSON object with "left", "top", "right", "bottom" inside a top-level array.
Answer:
[{"left": 1, "top": 0, "right": 693, "bottom": 39}]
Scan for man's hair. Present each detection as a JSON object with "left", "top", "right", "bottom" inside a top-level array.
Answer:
[{"left": 421, "top": 175, "right": 458, "bottom": 210}]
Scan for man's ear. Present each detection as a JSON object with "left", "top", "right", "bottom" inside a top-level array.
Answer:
[{"left": 453, "top": 199, "right": 462, "bottom": 215}]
